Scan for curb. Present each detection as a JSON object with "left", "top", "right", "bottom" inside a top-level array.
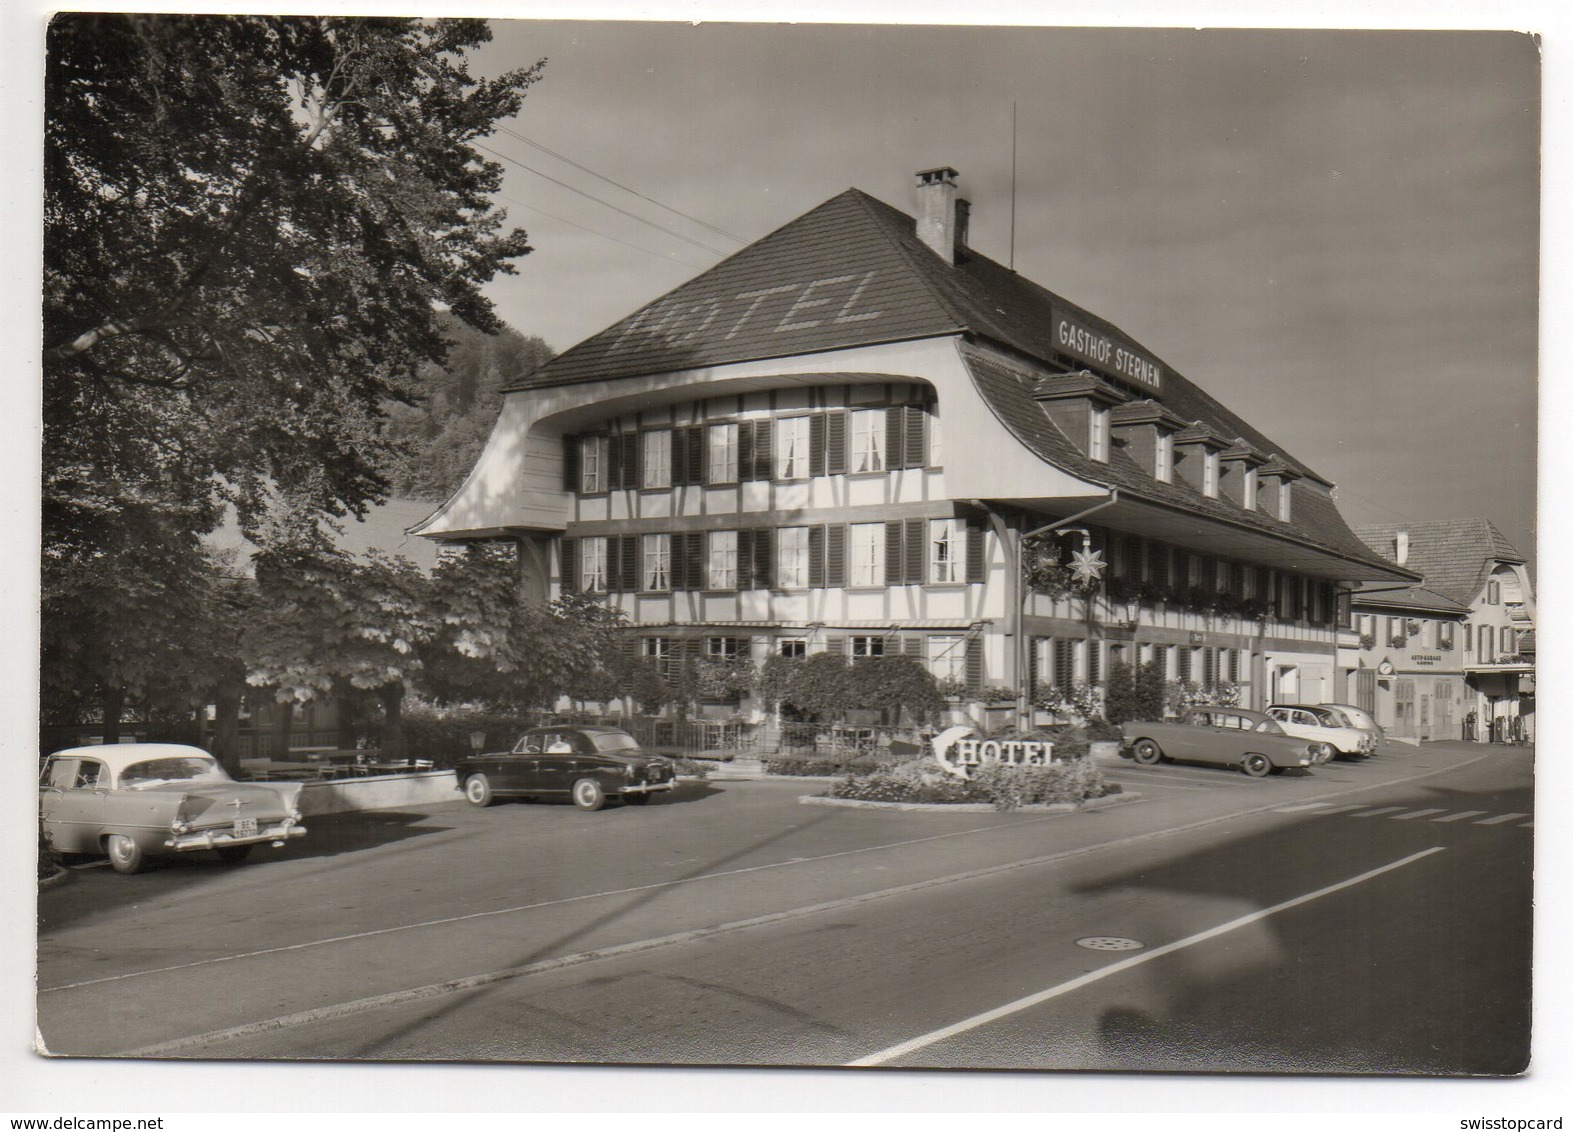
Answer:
[
  {"left": 796, "top": 789, "right": 1140, "bottom": 814},
  {"left": 38, "top": 866, "right": 73, "bottom": 891}
]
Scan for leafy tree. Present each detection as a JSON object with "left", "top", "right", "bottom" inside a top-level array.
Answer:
[
  {"left": 1134, "top": 660, "right": 1169, "bottom": 721},
  {"left": 848, "top": 656, "right": 943, "bottom": 725},
  {"left": 1101, "top": 658, "right": 1139, "bottom": 725},
  {"left": 383, "top": 315, "right": 555, "bottom": 501},
  {"left": 776, "top": 652, "right": 856, "bottom": 722},
  {"left": 245, "top": 540, "right": 436, "bottom": 758},
  {"left": 42, "top": 15, "right": 543, "bottom": 726}
]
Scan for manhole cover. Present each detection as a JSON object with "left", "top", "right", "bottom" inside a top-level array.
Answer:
[{"left": 1076, "top": 936, "right": 1145, "bottom": 952}]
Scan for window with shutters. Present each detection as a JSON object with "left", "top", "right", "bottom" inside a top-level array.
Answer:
[
  {"left": 708, "top": 423, "right": 738, "bottom": 484},
  {"left": 1216, "top": 558, "right": 1232, "bottom": 593},
  {"left": 642, "top": 430, "right": 671, "bottom": 489},
  {"left": 642, "top": 533, "right": 671, "bottom": 592},
  {"left": 777, "top": 526, "right": 810, "bottom": 588},
  {"left": 580, "top": 537, "right": 608, "bottom": 593},
  {"left": 1151, "top": 644, "right": 1170, "bottom": 680},
  {"left": 775, "top": 416, "right": 811, "bottom": 480},
  {"left": 779, "top": 639, "right": 807, "bottom": 659},
  {"left": 1176, "top": 646, "right": 1193, "bottom": 683},
  {"left": 850, "top": 636, "right": 885, "bottom": 658},
  {"left": 886, "top": 403, "right": 929, "bottom": 469},
  {"left": 849, "top": 523, "right": 884, "bottom": 587},
  {"left": 928, "top": 635, "right": 966, "bottom": 682},
  {"left": 1202, "top": 647, "right": 1219, "bottom": 688},
  {"left": 929, "top": 519, "right": 963, "bottom": 583},
  {"left": 579, "top": 436, "right": 608, "bottom": 494},
  {"left": 707, "top": 636, "right": 745, "bottom": 658},
  {"left": 1086, "top": 640, "right": 1101, "bottom": 686},
  {"left": 1486, "top": 579, "right": 1501, "bottom": 605},
  {"left": 1227, "top": 648, "right": 1241, "bottom": 684},
  {"left": 707, "top": 531, "right": 737, "bottom": 590},
  {"left": 641, "top": 636, "right": 673, "bottom": 676},
  {"left": 850, "top": 409, "right": 885, "bottom": 473},
  {"left": 1052, "top": 639, "right": 1075, "bottom": 687},
  {"left": 1439, "top": 621, "right": 1455, "bottom": 649}
]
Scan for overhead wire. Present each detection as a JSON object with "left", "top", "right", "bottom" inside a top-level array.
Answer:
[
  {"left": 475, "top": 139, "right": 737, "bottom": 259},
  {"left": 495, "top": 124, "right": 748, "bottom": 247},
  {"left": 494, "top": 189, "right": 714, "bottom": 272}
]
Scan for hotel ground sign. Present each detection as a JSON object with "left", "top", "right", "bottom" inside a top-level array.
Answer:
[
  {"left": 931, "top": 725, "right": 1054, "bottom": 779},
  {"left": 1052, "top": 307, "right": 1163, "bottom": 392}
]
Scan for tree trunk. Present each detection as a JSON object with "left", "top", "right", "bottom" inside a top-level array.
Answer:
[
  {"left": 332, "top": 678, "right": 359, "bottom": 751},
  {"left": 101, "top": 685, "right": 124, "bottom": 745},
  {"left": 211, "top": 682, "right": 243, "bottom": 776},
  {"left": 379, "top": 681, "right": 406, "bottom": 760},
  {"left": 270, "top": 694, "right": 294, "bottom": 759}
]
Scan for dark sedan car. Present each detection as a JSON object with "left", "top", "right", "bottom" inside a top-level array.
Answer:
[{"left": 456, "top": 726, "right": 677, "bottom": 811}]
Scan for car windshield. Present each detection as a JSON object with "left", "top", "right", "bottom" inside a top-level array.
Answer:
[
  {"left": 1253, "top": 719, "right": 1283, "bottom": 733},
  {"left": 1318, "top": 708, "right": 1352, "bottom": 727},
  {"left": 120, "top": 756, "right": 228, "bottom": 788},
  {"left": 591, "top": 732, "right": 640, "bottom": 753}
]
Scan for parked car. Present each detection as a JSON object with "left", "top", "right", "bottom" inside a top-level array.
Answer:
[
  {"left": 1317, "top": 703, "right": 1386, "bottom": 748},
  {"left": 39, "top": 743, "right": 307, "bottom": 874},
  {"left": 1266, "top": 704, "right": 1376, "bottom": 759},
  {"left": 457, "top": 726, "right": 677, "bottom": 811},
  {"left": 1121, "top": 708, "right": 1333, "bottom": 777}
]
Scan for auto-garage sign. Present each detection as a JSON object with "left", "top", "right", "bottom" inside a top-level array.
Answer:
[{"left": 931, "top": 725, "right": 1054, "bottom": 779}]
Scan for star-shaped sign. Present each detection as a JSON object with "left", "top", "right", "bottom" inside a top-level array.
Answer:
[{"left": 1068, "top": 547, "right": 1107, "bottom": 585}]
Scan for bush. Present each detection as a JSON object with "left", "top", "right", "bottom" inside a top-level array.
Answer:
[
  {"left": 670, "top": 757, "right": 712, "bottom": 779},
  {"left": 825, "top": 755, "right": 1115, "bottom": 811},
  {"left": 764, "top": 750, "right": 889, "bottom": 777},
  {"left": 39, "top": 826, "right": 63, "bottom": 882},
  {"left": 397, "top": 709, "right": 537, "bottom": 768}
]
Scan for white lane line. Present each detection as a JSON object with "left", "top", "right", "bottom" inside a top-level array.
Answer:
[
  {"left": 1391, "top": 808, "right": 1448, "bottom": 821},
  {"left": 1271, "top": 802, "right": 1337, "bottom": 813},
  {"left": 1350, "top": 806, "right": 1408, "bottom": 818},
  {"left": 1475, "top": 812, "right": 1530, "bottom": 826},
  {"left": 1432, "top": 810, "right": 1491, "bottom": 823},
  {"left": 1521, "top": 822, "right": 1534, "bottom": 829},
  {"left": 845, "top": 846, "right": 1447, "bottom": 1067},
  {"left": 1308, "top": 804, "right": 1376, "bottom": 815}
]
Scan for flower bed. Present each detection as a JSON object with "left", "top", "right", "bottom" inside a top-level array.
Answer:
[{"left": 824, "top": 756, "right": 1116, "bottom": 811}]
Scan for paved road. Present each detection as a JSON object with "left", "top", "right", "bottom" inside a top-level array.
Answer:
[{"left": 36, "top": 741, "right": 1532, "bottom": 1072}]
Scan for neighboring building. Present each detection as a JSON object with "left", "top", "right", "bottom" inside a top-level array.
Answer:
[
  {"left": 415, "top": 167, "right": 1416, "bottom": 739},
  {"left": 1351, "top": 521, "right": 1536, "bottom": 743}
]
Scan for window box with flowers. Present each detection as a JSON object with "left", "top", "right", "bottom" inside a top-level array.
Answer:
[
  {"left": 1358, "top": 631, "right": 1377, "bottom": 651},
  {"left": 1032, "top": 682, "right": 1101, "bottom": 721},
  {"left": 1388, "top": 633, "right": 1408, "bottom": 650}
]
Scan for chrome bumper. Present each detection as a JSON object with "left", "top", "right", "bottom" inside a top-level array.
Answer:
[
  {"left": 164, "top": 819, "right": 307, "bottom": 852},
  {"left": 621, "top": 780, "right": 676, "bottom": 795}
]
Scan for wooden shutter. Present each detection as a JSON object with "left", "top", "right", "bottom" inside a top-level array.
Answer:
[
  {"left": 904, "top": 404, "right": 927, "bottom": 468},
  {"left": 808, "top": 525, "right": 826, "bottom": 588},
  {"left": 1151, "top": 545, "right": 1170, "bottom": 589},
  {"left": 562, "top": 435, "right": 580, "bottom": 492},
  {"left": 902, "top": 635, "right": 922, "bottom": 659},
  {"left": 1202, "top": 647, "right": 1217, "bottom": 687},
  {"left": 965, "top": 636, "right": 984, "bottom": 693},
  {"left": 752, "top": 527, "right": 773, "bottom": 590},
  {"left": 606, "top": 434, "right": 623, "bottom": 490},
  {"left": 618, "top": 534, "right": 639, "bottom": 592},
  {"left": 560, "top": 537, "right": 578, "bottom": 593},
  {"left": 1176, "top": 647, "right": 1193, "bottom": 683},
  {"left": 824, "top": 635, "right": 846, "bottom": 657},
  {"left": 621, "top": 433, "right": 640, "bottom": 489},
  {"left": 809, "top": 414, "right": 827, "bottom": 477},
  {"left": 685, "top": 532, "right": 704, "bottom": 591},
  {"left": 670, "top": 428, "right": 688, "bottom": 486},
  {"left": 885, "top": 408, "right": 905, "bottom": 472},
  {"left": 1053, "top": 639, "right": 1074, "bottom": 687},
  {"left": 737, "top": 421, "right": 754, "bottom": 483},
  {"left": 904, "top": 518, "right": 924, "bottom": 585},
  {"left": 826, "top": 523, "right": 847, "bottom": 588},
  {"left": 966, "top": 520, "right": 987, "bottom": 583},
  {"left": 1087, "top": 640, "right": 1102, "bottom": 686},
  {"left": 749, "top": 420, "right": 772, "bottom": 481},
  {"left": 885, "top": 520, "right": 905, "bottom": 584},
  {"left": 686, "top": 425, "right": 705, "bottom": 485},
  {"left": 825, "top": 411, "right": 848, "bottom": 475},
  {"left": 1027, "top": 638, "right": 1041, "bottom": 692}
]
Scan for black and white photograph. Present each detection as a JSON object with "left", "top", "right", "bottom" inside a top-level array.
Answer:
[{"left": 8, "top": 0, "right": 1566, "bottom": 1118}]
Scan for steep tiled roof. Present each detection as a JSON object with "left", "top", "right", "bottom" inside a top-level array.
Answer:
[
  {"left": 963, "top": 346, "right": 1399, "bottom": 573},
  {"left": 1350, "top": 583, "right": 1471, "bottom": 616},
  {"left": 1352, "top": 519, "right": 1527, "bottom": 606},
  {"left": 510, "top": 186, "right": 1328, "bottom": 483}
]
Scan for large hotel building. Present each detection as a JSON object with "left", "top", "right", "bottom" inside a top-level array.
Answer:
[{"left": 415, "top": 167, "right": 1419, "bottom": 733}]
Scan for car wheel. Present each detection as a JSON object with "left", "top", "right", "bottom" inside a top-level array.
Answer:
[
  {"left": 217, "top": 845, "right": 253, "bottom": 865},
  {"left": 105, "top": 834, "right": 147, "bottom": 875},
  {"left": 572, "top": 778, "right": 606, "bottom": 811},
  {"left": 1132, "top": 739, "right": 1164, "bottom": 766},
  {"left": 623, "top": 792, "right": 650, "bottom": 806},
  {"left": 464, "top": 774, "right": 494, "bottom": 807},
  {"left": 1241, "top": 753, "right": 1273, "bottom": 778}
]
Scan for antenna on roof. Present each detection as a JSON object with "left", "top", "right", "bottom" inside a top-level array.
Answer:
[{"left": 1010, "top": 102, "right": 1018, "bottom": 272}]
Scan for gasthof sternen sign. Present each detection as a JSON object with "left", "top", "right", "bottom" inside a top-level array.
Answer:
[{"left": 1052, "top": 307, "right": 1163, "bottom": 392}]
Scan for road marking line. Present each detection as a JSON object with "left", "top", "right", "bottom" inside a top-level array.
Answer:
[
  {"left": 1521, "top": 822, "right": 1534, "bottom": 829},
  {"left": 1271, "top": 802, "right": 1337, "bottom": 812},
  {"left": 1390, "top": 808, "right": 1448, "bottom": 820},
  {"left": 1350, "top": 806, "right": 1408, "bottom": 818},
  {"left": 51, "top": 749, "right": 1500, "bottom": 999},
  {"left": 1307, "top": 804, "right": 1375, "bottom": 815},
  {"left": 1475, "top": 812, "right": 1530, "bottom": 826},
  {"left": 845, "top": 846, "right": 1447, "bottom": 1067},
  {"left": 1432, "top": 810, "right": 1490, "bottom": 823}
]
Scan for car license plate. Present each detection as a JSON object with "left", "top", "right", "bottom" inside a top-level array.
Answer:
[{"left": 233, "top": 817, "right": 258, "bottom": 838}]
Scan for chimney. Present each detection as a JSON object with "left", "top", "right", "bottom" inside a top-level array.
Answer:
[
  {"left": 915, "top": 166, "right": 962, "bottom": 265},
  {"left": 1396, "top": 530, "right": 1410, "bottom": 566}
]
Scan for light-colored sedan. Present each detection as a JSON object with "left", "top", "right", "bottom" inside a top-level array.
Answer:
[
  {"left": 40, "top": 744, "right": 307, "bottom": 874},
  {"left": 1266, "top": 705, "right": 1376, "bottom": 759},
  {"left": 1317, "top": 703, "right": 1386, "bottom": 749},
  {"left": 1122, "top": 707, "right": 1332, "bottom": 777}
]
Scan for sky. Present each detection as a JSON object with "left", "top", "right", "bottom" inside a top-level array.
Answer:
[
  {"left": 463, "top": 21, "right": 1541, "bottom": 571},
  {"left": 1, "top": 0, "right": 1565, "bottom": 1120}
]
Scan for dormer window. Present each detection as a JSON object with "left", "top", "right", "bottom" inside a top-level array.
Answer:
[
  {"left": 1155, "top": 431, "right": 1173, "bottom": 483},
  {"left": 1258, "top": 459, "right": 1300, "bottom": 523},
  {"left": 1243, "top": 467, "right": 1258, "bottom": 510},
  {"left": 1110, "top": 398, "right": 1184, "bottom": 483},
  {"left": 1172, "top": 422, "right": 1229, "bottom": 497},
  {"left": 1034, "top": 371, "right": 1129, "bottom": 463},
  {"left": 1202, "top": 450, "right": 1219, "bottom": 498},
  {"left": 1219, "top": 441, "right": 1266, "bottom": 510}
]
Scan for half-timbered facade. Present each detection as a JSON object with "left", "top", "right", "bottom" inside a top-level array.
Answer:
[{"left": 416, "top": 167, "right": 1417, "bottom": 730}]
